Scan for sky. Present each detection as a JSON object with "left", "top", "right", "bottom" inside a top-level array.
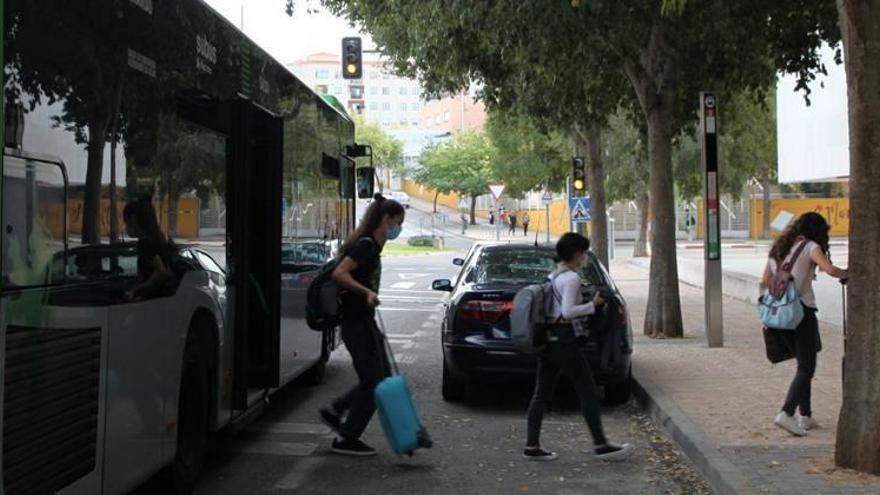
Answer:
[{"left": 203, "top": 0, "right": 375, "bottom": 65}]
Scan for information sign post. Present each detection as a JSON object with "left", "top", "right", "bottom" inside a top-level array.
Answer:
[{"left": 701, "top": 92, "right": 724, "bottom": 348}]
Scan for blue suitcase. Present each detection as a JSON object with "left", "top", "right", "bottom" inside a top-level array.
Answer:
[{"left": 374, "top": 313, "right": 432, "bottom": 455}]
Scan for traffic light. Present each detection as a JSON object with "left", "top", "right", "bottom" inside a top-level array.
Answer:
[
  {"left": 342, "top": 37, "right": 362, "bottom": 79},
  {"left": 572, "top": 157, "right": 586, "bottom": 195}
]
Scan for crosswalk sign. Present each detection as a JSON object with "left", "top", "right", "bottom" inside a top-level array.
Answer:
[{"left": 569, "top": 197, "right": 591, "bottom": 223}]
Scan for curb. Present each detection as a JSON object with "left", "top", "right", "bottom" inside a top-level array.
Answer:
[{"left": 632, "top": 365, "right": 751, "bottom": 495}]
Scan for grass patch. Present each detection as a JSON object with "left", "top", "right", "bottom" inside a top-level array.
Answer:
[{"left": 382, "top": 241, "right": 452, "bottom": 257}]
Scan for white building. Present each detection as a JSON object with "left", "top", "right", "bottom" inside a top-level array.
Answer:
[
  {"left": 777, "top": 44, "right": 849, "bottom": 183},
  {"left": 288, "top": 52, "right": 423, "bottom": 129}
]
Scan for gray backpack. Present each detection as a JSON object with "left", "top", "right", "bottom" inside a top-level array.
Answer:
[{"left": 510, "top": 274, "right": 562, "bottom": 354}]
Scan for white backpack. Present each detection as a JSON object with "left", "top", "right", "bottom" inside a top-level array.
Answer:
[{"left": 510, "top": 273, "right": 562, "bottom": 353}]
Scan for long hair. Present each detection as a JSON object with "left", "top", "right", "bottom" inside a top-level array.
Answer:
[
  {"left": 769, "top": 212, "right": 830, "bottom": 262},
  {"left": 340, "top": 193, "right": 404, "bottom": 254},
  {"left": 123, "top": 197, "right": 168, "bottom": 245}
]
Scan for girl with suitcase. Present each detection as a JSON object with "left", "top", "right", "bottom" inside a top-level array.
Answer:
[{"left": 319, "top": 194, "right": 405, "bottom": 456}]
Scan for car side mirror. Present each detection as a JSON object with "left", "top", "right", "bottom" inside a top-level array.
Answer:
[
  {"left": 452, "top": 258, "right": 464, "bottom": 266},
  {"left": 432, "top": 279, "right": 453, "bottom": 292}
]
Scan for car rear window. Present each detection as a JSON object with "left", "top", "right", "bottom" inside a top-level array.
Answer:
[
  {"left": 472, "top": 248, "right": 607, "bottom": 286},
  {"left": 474, "top": 250, "right": 556, "bottom": 284}
]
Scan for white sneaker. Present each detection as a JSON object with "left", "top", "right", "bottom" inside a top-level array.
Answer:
[
  {"left": 797, "top": 415, "right": 819, "bottom": 431},
  {"left": 594, "top": 442, "right": 633, "bottom": 461},
  {"left": 774, "top": 412, "right": 807, "bottom": 437}
]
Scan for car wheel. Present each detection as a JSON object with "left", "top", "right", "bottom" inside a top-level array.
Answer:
[
  {"left": 442, "top": 361, "right": 466, "bottom": 402},
  {"left": 165, "top": 334, "right": 210, "bottom": 493},
  {"left": 604, "top": 366, "right": 632, "bottom": 405}
]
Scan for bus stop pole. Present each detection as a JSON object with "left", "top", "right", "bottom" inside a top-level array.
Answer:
[{"left": 701, "top": 92, "right": 724, "bottom": 348}]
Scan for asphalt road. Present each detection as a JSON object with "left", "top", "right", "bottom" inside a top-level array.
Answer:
[{"left": 169, "top": 251, "right": 711, "bottom": 495}]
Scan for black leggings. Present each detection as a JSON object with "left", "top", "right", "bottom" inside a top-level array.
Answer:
[
  {"left": 526, "top": 326, "right": 607, "bottom": 447},
  {"left": 782, "top": 306, "right": 821, "bottom": 417},
  {"left": 334, "top": 317, "right": 390, "bottom": 440}
]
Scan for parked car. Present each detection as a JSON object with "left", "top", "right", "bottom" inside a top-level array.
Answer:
[
  {"left": 386, "top": 190, "right": 411, "bottom": 208},
  {"left": 433, "top": 243, "right": 633, "bottom": 403}
]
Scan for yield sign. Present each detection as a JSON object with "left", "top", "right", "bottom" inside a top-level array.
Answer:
[{"left": 489, "top": 184, "right": 506, "bottom": 201}]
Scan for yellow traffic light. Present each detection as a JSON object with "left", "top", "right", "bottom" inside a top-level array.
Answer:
[
  {"left": 346, "top": 63, "right": 358, "bottom": 75},
  {"left": 573, "top": 178, "right": 585, "bottom": 191}
]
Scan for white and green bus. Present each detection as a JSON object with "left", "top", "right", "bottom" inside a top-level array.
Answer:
[{"left": 0, "top": 1, "right": 371, "bottom": 493}]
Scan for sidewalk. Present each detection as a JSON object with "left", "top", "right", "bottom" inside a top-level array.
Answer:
[
  {"left": 614, "top": 260, "right": 880, "bottom": 494},
  {"left": 409, "top": 196, "right": 554, "bottom": 243}
]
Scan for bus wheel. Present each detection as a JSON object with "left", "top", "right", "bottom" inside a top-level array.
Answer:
[
  {"left": 302, "top": 331, "right": 332, "bottom": 386},
  {"left": 167, "top": 334, "right": 210, "bottom": 493}
]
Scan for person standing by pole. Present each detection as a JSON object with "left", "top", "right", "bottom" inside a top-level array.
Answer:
[{"left": 523, "top": 211, "right": 531, "bottom": 237}]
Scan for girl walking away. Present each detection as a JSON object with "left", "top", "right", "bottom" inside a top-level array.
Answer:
[
  {"left": 320, "top": 194, "right": 406, "bottom": 456},
  {"left": 524, "top": 233, "right": 632, "bottom": 462},
  {"left": 522, "top": 211, "right": 531, "bottom": 237},
  {"left": 760, "top": 212, "right": 847, "bottom": 437},
  {"left": 508, "top": 210, "right": 518, "bottom": 235}
]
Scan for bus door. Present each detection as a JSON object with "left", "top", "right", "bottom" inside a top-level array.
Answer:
[{"left": 229, "top": 98, "right": 282, "bottom": 409}]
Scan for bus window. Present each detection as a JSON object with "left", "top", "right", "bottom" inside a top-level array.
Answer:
[{"left": 1, "top": 155, "right": 68, "bottom": 289}]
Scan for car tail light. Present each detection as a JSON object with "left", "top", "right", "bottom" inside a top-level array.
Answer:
[{"left": 457, "top": 300, "right": 513, "bottom": 322}]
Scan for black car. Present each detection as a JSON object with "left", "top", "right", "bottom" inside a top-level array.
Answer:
[{"left": 432, "top": 243, "right": 633, "bottom": 403}]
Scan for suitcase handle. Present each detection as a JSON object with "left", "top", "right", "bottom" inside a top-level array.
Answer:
[{"left": 375, "top": 310, "right": 401, "bottom": 376}]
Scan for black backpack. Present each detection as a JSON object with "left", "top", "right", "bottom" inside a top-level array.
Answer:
[{"left": 305, "top": 259, "right": 342, "bottom": 331}]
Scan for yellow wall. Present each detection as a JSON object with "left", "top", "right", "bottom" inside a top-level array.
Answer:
[
  {"left": 750, "top": 197, "right": 849, "bottom": 238},
  {"left": 475, "top": 201, "right": 572, "bottom": 236},
  {"left": 402, "top": 180, "right": 461, "bottom": 211},
  {"left": 64, "top": 197, "right": 201, "bottom": 239}
]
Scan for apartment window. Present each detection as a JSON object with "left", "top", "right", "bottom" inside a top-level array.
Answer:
[
  {"left": 382, "top": 102, "right": 391, "bottom": 111},
  {"left": 410, "top": 103, "right": 420, "bottom": 111},
  {"left": 350, "top": 86, "right": 364, "bottom": 99},
  {"left": 315, "top": 84, "right": 329, "bottom": 94},
  {"left": 411, "top": 119, "right": 419, "bottom": 127},
  {"left": 334, "top": 71, "right": 342, "bottom": 79},
  {"left": 399, "top": 103, "right": 407, "bottom": 111},
  {"left": 369, "top": 86, "right": 378, "bottom": 95},
  {"left": 382, "top": 72, "right": 390, "bottom": 79},
  {"left": 399, "top": 87, "right": 407, "bottom": 96},
  {"left": 443, "top": 111, "right": 450, "bottom": 122},
  {"left": 333, "top": 86, "right": 343, "bottom": 95},
  {"left": 382, "top": 87, "right": 391, "bottom": 95},
  {"left": 369, "top": 102, "right": 379, "bottom": 111},
  {"left": 411, "top": 87, "right": 420, "bottom": 96},
  {"left": 315, "top": 69, "right": 330, "bottom": 79},
  {"left": 369, "top": 71, "right": 379, "bottom": 79},
  {"left": 382, "top": 120, "right": 391, "bottom": 127}
]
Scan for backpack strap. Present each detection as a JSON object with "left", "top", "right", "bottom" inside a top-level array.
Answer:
[{"left": 781, "top": 239, "right": 809, "bottom": 273}]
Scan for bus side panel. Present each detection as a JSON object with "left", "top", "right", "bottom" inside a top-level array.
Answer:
[
  {"left": 102, "top": 299, "right": 172, "bottom": 494},
  {"left": 2, "top": 290, "right": 109, "bottom": 495}
]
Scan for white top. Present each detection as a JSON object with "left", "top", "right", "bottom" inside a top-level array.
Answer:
[
  {"left": 549, "top": 267, "right": 596, "bottom": 320},
  {"left": 767, "top": 240, "right": 821, "bottom": 308}
]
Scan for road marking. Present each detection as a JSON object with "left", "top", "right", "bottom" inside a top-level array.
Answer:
[
  {"left": 397, "top": 273, "right": 430, "bottom": 280},
  {"left": 382, "top": 289, "right": 439, "bottom": 294},
  {"left": 378, "top": 307, "right": 440, "bottom": 313},
  {"left": 390, "top": 281, "right": 416, "bottom": 290},
  {"left": 236, "top": 441, "right": 317, "bottom": 457},
  {"left": 421, "top": 321, "right": 436, "bottom": 329},
  {"left": 273, "top": 458, "right": 322, "bottom": 490},
  {"left": 249, "top": 422, "right": 330, "bottom": 436},
  {"left": 396, "top": 354, "right": 417, "bottom": 364}
]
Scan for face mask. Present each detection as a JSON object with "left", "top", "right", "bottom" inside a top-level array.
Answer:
[{"left": 387, "top": 224, "right": 402, "bottom": 240}]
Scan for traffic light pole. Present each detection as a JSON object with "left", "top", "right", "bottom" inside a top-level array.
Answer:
[{"left": 701, "top": 92, "right": 724, "bottom": 348}]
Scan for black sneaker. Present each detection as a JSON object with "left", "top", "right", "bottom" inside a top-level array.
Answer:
[
  {"left": 594, "top": 442, "right": 633, "bottom": 461},
  {"left": 319, "top": 407, "right": 343, "bottom": 435},
  {"left": 522, "top": 447, "right": 558, "bottom": 461},
  {"left": 331, "top": 438, "right": 378, "bottom": 457}
]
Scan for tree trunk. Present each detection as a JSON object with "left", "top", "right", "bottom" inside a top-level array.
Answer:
[
  {"left": 83, "top": 116, "right": 108, "bottom": 245},
  {"left": 109, "top": 136, "right": 118, "bottom": 242},
  {"left": 433, "top": 190, "right": 440, "bottom": 213},
  {"left": 835, "top": 0, "right": 880, "bottom": 475},
  {"left": 643, "top": 106, "right": 683, "bottom": 338},
  {"left": 585, "top": 125, "right": 609, "bottom": 270},
  {"left": 760, "top": 175, "right": 771, "bottom": 240},
  {"left": 470, "top": 195, "right": 477, "bottom": 225},
  {"left": 634, "top": 191, "right": 650, "bottom": 257}
]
